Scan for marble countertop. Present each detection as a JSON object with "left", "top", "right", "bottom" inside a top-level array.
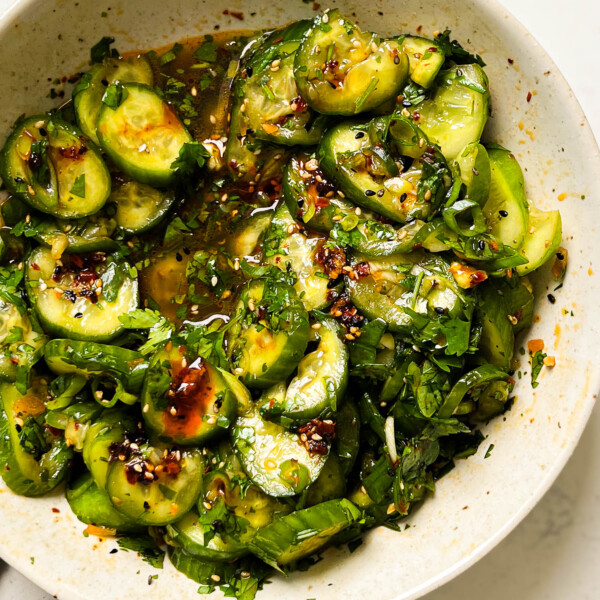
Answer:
[{"left": 1, "top": 0, "right": 599, "bottom": 598}]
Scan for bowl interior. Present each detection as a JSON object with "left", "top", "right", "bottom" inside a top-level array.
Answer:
[{"left": 0, "top": 1, "right": 598, "bottom": 599}]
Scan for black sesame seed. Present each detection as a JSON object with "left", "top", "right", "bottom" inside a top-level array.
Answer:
[
  {"left": 400, "top": 193, "right": 407, "bottom": 203},
  {"left": 394, "top": 55, "right": 400, "bottom": 64},
  {"left": 499, "top": 210, "right": 508, "bottom": 217},
  {"left": 434, "top": 307, "right": 446, "bottom": 315},
  {"left": 478, "top": 240, "right": 486, "bottom": 250},
  {"left": 175, "top": 252, "right": 183, "bottom": 262},
  {"left": 376, "top": 189, "right": 385, "bottom": 197},
  {"left": 355, "top": 131, "right": 365, "bottom": 139},
  {"left": 109, "top": 549, "right": 118, "bottom": 554},
  {"left": 402, "top": 99, "right": 412, "bottom": 107},
  {"left": 556, "top": 252, "right": 564, "bottom": 260},
  {"left": 547, "top": 294, "right": 556, "bottom": 304},
  {"left": 143, "top": 501, "right": 150, "bottom": 509},
  {"left": 74, "top": 312, "right": 83, "bottom": 319},
  {"left": 365, "top": 189, "right": 376, "bottom": 197}
]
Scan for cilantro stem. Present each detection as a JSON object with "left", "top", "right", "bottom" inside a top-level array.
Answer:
[
  {"left": 355, "top": 77, "right": 379, "bottom": 111},
  {"left": 410, "top": 271, "right": 425, "bottom": 310}
]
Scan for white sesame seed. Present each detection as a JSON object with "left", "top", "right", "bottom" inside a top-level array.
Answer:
[
  {"left": 211, "top": 574, "right": 221, "bottom": 583},
  {"left": 209, "top": 114, "right": 217, "bottom": 124},
  {"left": 322, "top": 12, "right": 329, "bottom": 23},
  {"left": 211, "top": 276, "right": 219, "bottom": 287},
  {"left": 354, "top": 207, "right": 362, "bottom": 216}
]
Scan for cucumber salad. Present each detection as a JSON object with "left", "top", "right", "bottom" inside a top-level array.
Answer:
[{"left": 0, "top": 10, "right": 563, "bottom": 599}]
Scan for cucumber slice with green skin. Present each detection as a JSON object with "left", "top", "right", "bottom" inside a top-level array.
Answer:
[
  {"left": 477, "top": 281, "right": 515, "bottom": 369},
  {"left": 0, "top": 116, "right": 111, "bottom": 219},
  {"left": 0, "top": 195, "right": 29, "bottom": 226},
  {"left": 0, "top": 380, "right": 72, "bottom": 497},
  {"left": 249, "top": 498, "right": 361, "bottom": 569},
  {"left": 141, "top": 347, "right": 236, "bottom": 446},
  {"left": 25, "top": 247, "right": 139, "bottom": 342},
  {"left": 453, "top": 142, "right": 491, "bottom": 207},
  {"left": 219, "top": 369, "right": 253, "bottom": 416},
  {"left": 294, "top": 10, "right": 409, "bottom": 115},
  {"left": 0, "top": 301, "right": 46, "bottom": 382},
  {"left": 335, "top": 398, "right": 360, "bottom": 476},
  {"left": 265, "top": 203, "right": 332, "bottom": 310},
  {"left": 226, "top": 210, "right": 273, "bottom": 258},
  {"left": 239, "top": 21, "right": 327, "bottom": 147},
  {"left": 483, "top": 145, "right": 529, "bottom": 249},
  {"left": 231, "top": 392, "right": 329, "bottom": 497},
  {"left": 515, "top": 206, "right": 562, "bottom": 275},
  {"left": 97, "top": 83, "right": 192, "bottom": 187},
  {"left": 227, "top": 278, "right": 309, "bottom": 389},
  {"left": 44, "top": 339, "right": 148, "bottom": 393},
  {"left": 399, "top": 35, "right": 445, "bottom": 89},
  {"left": 34, "top": 212, "right": 119, "bottom": 254},
  {"left": 417, "top": 64, "right": 490, "bottom": 160},
  {"left": 283, "top": 153, "right": 354, "bottom": 232},
  {"left": 165, "top": 509, "right": 249, "bottom": 562},
  {"left": 347, "top": 252, "right": 466, "bottom": 333},
  {"left": 74, "top": 54, "right": 153, "bottom": 146},
  {"left": 81, "top": 412, "right": 133, "bottom": 489},
  {"left": 109, "top": 179, "right": 175, "bottom": 236},
  {"left": 318, "top": 120, "right": 451, "bottom": 223},
  {"left": 273, "top": 317, "right": 348, "bottom": 422},
  {"left": 66, "top": 472, "right": 145, "bottom": 532},
  {"left": 106, "top": 444, "right": 204, "bottom": 526},
  {"left": 305, "top": 453, "right": 346, "bottom": 505}
]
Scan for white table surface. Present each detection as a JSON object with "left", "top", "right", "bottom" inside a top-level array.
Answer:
[{"left": 1, "top": 0, "right": 599, "bottom": 598}]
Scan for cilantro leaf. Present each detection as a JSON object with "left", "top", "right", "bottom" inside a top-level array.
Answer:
[
  {"left": 118, "top": 309, "right": 175, "bottom": 355},
  {"left": 90, "top": 36, "right": 119, "bottom": 63},
  {"left": 101, "top": 82, "right": 129, "bottom": 110},
  {"left": 117, "top": 535, "right": 165, "bottom": 569},
  {"left": 170, "top": 142, "right": 210, "bottom": 178},
  {"left": 530, "top": 349, "right": 546, "bottom": 389},
  {"left": 70, "top": 174, "right": 85, "bottom": 198},
  {"left": 194, "top": 41, "right": 218, "bottom": 63},
  {"left": 159, "top": 42, "right": 183, "bottom": 66},
  {"left": 436, "top": 30, "right": 486, "bottom": 67}
]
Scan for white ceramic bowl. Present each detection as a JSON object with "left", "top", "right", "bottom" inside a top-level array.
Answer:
[{"left": 0, "top": 1, "right": 598, "bottom": 599}]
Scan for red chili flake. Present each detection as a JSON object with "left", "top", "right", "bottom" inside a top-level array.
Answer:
[
  {"left": 290, "top": 96, "right": 308, "bottom": 112},
  {"left": 314, "top": 241, "right": 346, "bottom": 280},
  {"left": 353, "top": 261, "right": 371, "bottom": 280},
  {"left": 58, "top": 145, "right": 87, "bottom": 159},
  {"left": 31, "top": 263, "right": 40, "bottom": 271},
  {"left": 329, "top": 293, "right": 364, "bottom": 331},
  {"left": 51, "top": 508, "right": 60, "bottom": 513},
  {"left": 222, "top": 9, "right": 244, "bottom": 20},
  {"left": 507, "top": 58, "right": 514, "bottom": 65},
  {"left": 297, "top": 419, "right": 336, "bottom": 456},
  {"left": 526, "top": 91, "right": 532, "bottom": 102},
  {"left": 416, "top": 25, "right": 423, "bottom": 33}
]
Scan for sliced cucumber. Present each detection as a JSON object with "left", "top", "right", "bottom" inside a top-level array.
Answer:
[
  {"left": 239, "top": 21, "right": 327, "bottom": 146},
  {"left": 347, "top": 252, "right": 465, "bottom": 333},
  {"left": 0, "top": 380, "right": 72, "bottom": 496},
  {"left": 516, "top": 205, "right": 562, "bottom": 275},
  {"left": 294, "top": 10, "right": 408, "bottom": 115},
  {"left": 318, "top": 119, "right": 451, "bottom": 223},
  {"left": 107, "top": 444, "right": 204, "bottom": 526},
  {"left": 81, "top": 410, "right": 133, "bottom": 489},
  {"left": 74, "top": 54, "right": 153, "bottom": 145},
  {"left": 231, "top": 393, "right": 329, "bottom": 497},
  {"left": 249, "top": 498, "right": 360, "bottom": 568},
  {"left": 109, "top": 179, "right": 175, "bottom": 236},
  {"left": 25, "top": 247, "right": 139, "bottom": 342},
  {"left": 399, "top": 35, "right": 445, "bottom": 89},
  {"left": 483, "top": 145, "right": 529, "bottom": 249},
  {"left": 0, "top": 300, "right": 46, "bottom": 382},
  {"left": 166, "top": 509, "right": 248, "bottom": 562},
  {"left": 418, "top": 64, "right": 490, "bottom": 160},
  {"left": 219, "top": 369, "right": 253, "bottom": 416},
  {"left": 66, "top": 472, "right": 144, "bottom": 532},
  {"left": 305, "top": 453, "right": 346, "bottom": 505},
  {"left": 34, "top": 212, "right": 119, "bottom": 254},
  {"left": 453, "top": 142, "right": 491, "bottom": 207},
  {"left": 97, "top": 83, "right": 192, "bottom": 187},
  {"left": 44, "top": 339, "right": 148, "bottom": 393},
  {"left": 142, "top": 346, "right": 236, "bottom": 446},
  {"left": 265, "top": 203, "right": 332, "bottom": 310},
  {"left": 274, "top": 317, "right": 348, "bottom": 422},
  {"left": 0, "top": 116, "right": 111, "bottom": 218},
  {"left": 227, "top": 278, "right": 309, "bottom": 389},
  {"left": 226, "top": 210, "right": 273, "bottom": 258}
]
